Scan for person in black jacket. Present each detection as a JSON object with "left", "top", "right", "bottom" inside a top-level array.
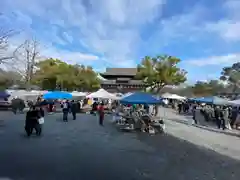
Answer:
[
  {"left": 25, "top": 106, "right": 40, "bottom": 137},
  {"left": 71, "top": 100, "right": 77, "bottom": 120},
  {"left": 91, "top": 101, "right": 98, "bottom": 115},
  {"left": 214, "top": 106, "right": 221, "bottom": 129}
]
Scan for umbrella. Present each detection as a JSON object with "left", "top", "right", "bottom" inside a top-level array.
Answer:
[
  {"left": 43, "top": 91, "right": 72, "bottom": 99},
  {"left": 120, "top": 92, "right": 162, "bottom": 105},
  {"left": 0, "top": 91, "right": 10, "bottom": 99}
]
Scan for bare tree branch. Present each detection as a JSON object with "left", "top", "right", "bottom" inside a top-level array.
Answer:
[
  {"left": 0, "top": 28, "right": 16, "bottom": 63},
  {"left": 12, "top": 39, "right": 41, "bottom": 87}
]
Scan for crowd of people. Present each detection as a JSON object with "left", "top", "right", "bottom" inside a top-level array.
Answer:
[
  {"left": 15, "top": 96, "right": 109, "bottom": 136},
  {"left": 199, "top": 105, "right": 240, "bottom": 130},
  {"left": 174, "top": 100, "right": 240, "bottom": 130},
  {"left": 6, "top": 93, "right": 240, "bottom": 137}
]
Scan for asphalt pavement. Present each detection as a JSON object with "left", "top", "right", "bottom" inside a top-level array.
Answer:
[{"left": 0, "top": 111, "right": 240, "bottom": 180}]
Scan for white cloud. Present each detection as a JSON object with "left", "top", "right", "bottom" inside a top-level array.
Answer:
[
  {"left": 1, "top": 0, "right": 239, "bottom": 73},
  {"left": 204, "top": 0, "right": 240, "bottom": 41},
  {"left": 143, "top": 5, "right": 211, "bottom": 50},
  {"left": 186, "top": 53, "right": 240, "bottom": 66},
  {"left": 41, "top": 46, "right": 99, "bottom": 64},
  {"left": 1, "top": 34, "right": 99, "bottom": 72},
  {"left": 206, "top": 20, "right": 240, "bottom": 42},
  {"left": 1, "top": 0, "right": 165, "bottom": 67},
  {"left": 225, "top": 0, "right": 240, "bottom": 18},
  {"left": 62, "top": 32, "right": 73, "bottom": 44},
  {"left": 158, "top": 7, "right": 205, "bottom": 38},
  {"left": 148, "top": 0, "right": 240, "bottom": 44}
]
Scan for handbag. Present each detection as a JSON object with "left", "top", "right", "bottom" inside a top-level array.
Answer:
[
  {"left": 149, "top": 126, "right": 155, "bottom": 134},
  {"left": 38, "top": 117, "right": 44, "bottom": 124}
]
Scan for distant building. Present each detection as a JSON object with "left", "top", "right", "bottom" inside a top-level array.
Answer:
[{"left": 99, "top": 68, "right": 146, "bottom": 93}]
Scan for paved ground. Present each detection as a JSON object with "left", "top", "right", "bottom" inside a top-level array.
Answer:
[
  {"left": 0, "top": 111, "right": 240, "bottom": 180},
  {"left": 157, "top": 107, "right": 240, "bottom": 159},
  {"left": 158, "top": 107, "right": 240, "bottom": 136}
]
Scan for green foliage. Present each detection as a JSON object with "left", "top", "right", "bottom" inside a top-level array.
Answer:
[
  {"left": 31, "top": 58, "right": 100, "bottom": 91},
  {"left": 0, "top": 69, "right": 22, "bottom": 89},
  {"left": 136, "top": 55, "right": 187, "bottom": 92},
  {"left": 192, "top": 80, "right": 221, "bottom": 96},
  {"left": 177, "top": 80, "right": 225, "bottom": 97},
  {"left": 220, "top": 62, "right": 240, "bottom": 93}
]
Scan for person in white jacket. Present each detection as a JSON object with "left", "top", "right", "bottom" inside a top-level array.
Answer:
[{"left": 234, "top": 111, "right": 240, "bottom": 129}]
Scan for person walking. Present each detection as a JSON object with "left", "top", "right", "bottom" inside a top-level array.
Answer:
[
  {"left": 220, "top": 106, "right": 229, "bottom": 130},
  {"left": 91, "top": 101, "right": 98, "bottom": 115},
  {"left": 71, "top": 100, "right": 77, "bottom": 120},
  {"left": 178, "top": 103, "right": 182, "bottom": 114},
  {"left": 98, "top": 102, "right": 105, "bottom": 126},
  {"left": 230, "top": 107, "right": 238, "bottom": 128},
  {"left": 223, "top": 106, "right": 231, "bottom": 129},
  {"left": 214, "top": 106, "right": 221, "bottom": 129},
  {"left": 25, "top": 106, "right": 40, "bottom": 137},
  {"left": 48, "top": 100, "right": 54, "bottom": 114},
  {"left": 25, "top": 109, "right": 33, "bottom": 136},
  {"left": 36, "top": 106, "right": 45, "bottom": 136},
  {"left": 11, "top": 97, "right": 18, "bottom": 114},
  {"left": 62, "top": 100, "right": 69, "bottom": 122},
  {"left": 234, "top": 109, "right": 240, "bottom": 129},
  {"left": 192, "top": 106, "right": 197, "bottom": 124}
]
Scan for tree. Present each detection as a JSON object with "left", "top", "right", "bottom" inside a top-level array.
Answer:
[
  {"left": 10, "top": 39, "right": 40, "bottom": 87},
  {"left": 0, "top": 12, "right": 16, "bottom": 63},
  {"left": 0, "top": 68, "right": 22, "bottom": 90},
  {"left": 220, "top": 62, "right": 240, "bottom": 93},
  {"left": 31, "top": 58, "right": 100, "bottom": 91},
  {"left": 191, "top": 80, "right": 225, "bottom": 96},
  {"left": 136, "top": 55, "right": 187, "bottom": 92},
  {"left": 0, "top": 28, "right": 15, "bottom": 63}
]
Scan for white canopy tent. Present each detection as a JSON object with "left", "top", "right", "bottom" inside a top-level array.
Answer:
[
  {"left": 120, "top": 92, "right": 133, "bottom": 99},
  {"left": 169, "top": 94, "right": 186, "bottom": 100},
  {"left": 161, "top": 93, "right": 172, "bottom": 99},
  {"left": 71, "top": 91, "right": 87, "bottom": 97},
  {"left": 161, "top": 93, "right": 186, "bottom": 100},
  {"left": 229, "top": 99, "right": 240, "bottom": 106},
  {"left": 7, "top": 90, "right": 40, "bottom": 101},
  {"left": 86, "top": 89, "right": 118, "bottom": 99}
]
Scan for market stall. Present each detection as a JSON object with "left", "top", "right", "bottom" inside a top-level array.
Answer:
[
  {"left": 87, "top": 88, "right": 118, "bottom": 99},
  {"left": 118, "top": 92, "right": 164, "bottom": 134}
]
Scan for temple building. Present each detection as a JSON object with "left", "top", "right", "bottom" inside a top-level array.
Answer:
[{"left": 99, "top": 68, "right": 146, "bottom": 93}]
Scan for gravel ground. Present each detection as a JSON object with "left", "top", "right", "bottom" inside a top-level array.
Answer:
[{"left": 0, "top": 111, "right": 240, "bottom": 180}]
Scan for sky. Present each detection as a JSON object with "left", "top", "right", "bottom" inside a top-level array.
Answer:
[{"left": 0, "top": 0, "right": 240, "bottom": 84}]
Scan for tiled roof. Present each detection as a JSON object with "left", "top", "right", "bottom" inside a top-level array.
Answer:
[
  {"left": 102, "top": 68, "right": 137, "bottom": 76},
  {"left": 101, "top": 80, "right": 144, "bottom": 85}
]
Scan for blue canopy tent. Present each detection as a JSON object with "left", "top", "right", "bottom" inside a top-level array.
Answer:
[
  {"left": 43, "top": 91, "right": 72, "bottom": 99},
  {"left": 188, "top": 97, "right": 205, "bottom": 102},
  {"left": 191, "top": 96, "right": 229, "bottom": 105},
  {"left": 0, "top": 91, "right": 10, "bottom": 99},
  {"left": 120, "top": 92, "right": 162, "bottom": 105}
]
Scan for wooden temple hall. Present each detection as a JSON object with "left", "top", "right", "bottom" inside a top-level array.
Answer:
[{"left": 99, "top": 68, "right": 146, "bottom": 93}]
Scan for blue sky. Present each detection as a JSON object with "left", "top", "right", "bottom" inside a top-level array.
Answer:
[{"left": 1, "top": 0, "right": 240, "bottom": 83}]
